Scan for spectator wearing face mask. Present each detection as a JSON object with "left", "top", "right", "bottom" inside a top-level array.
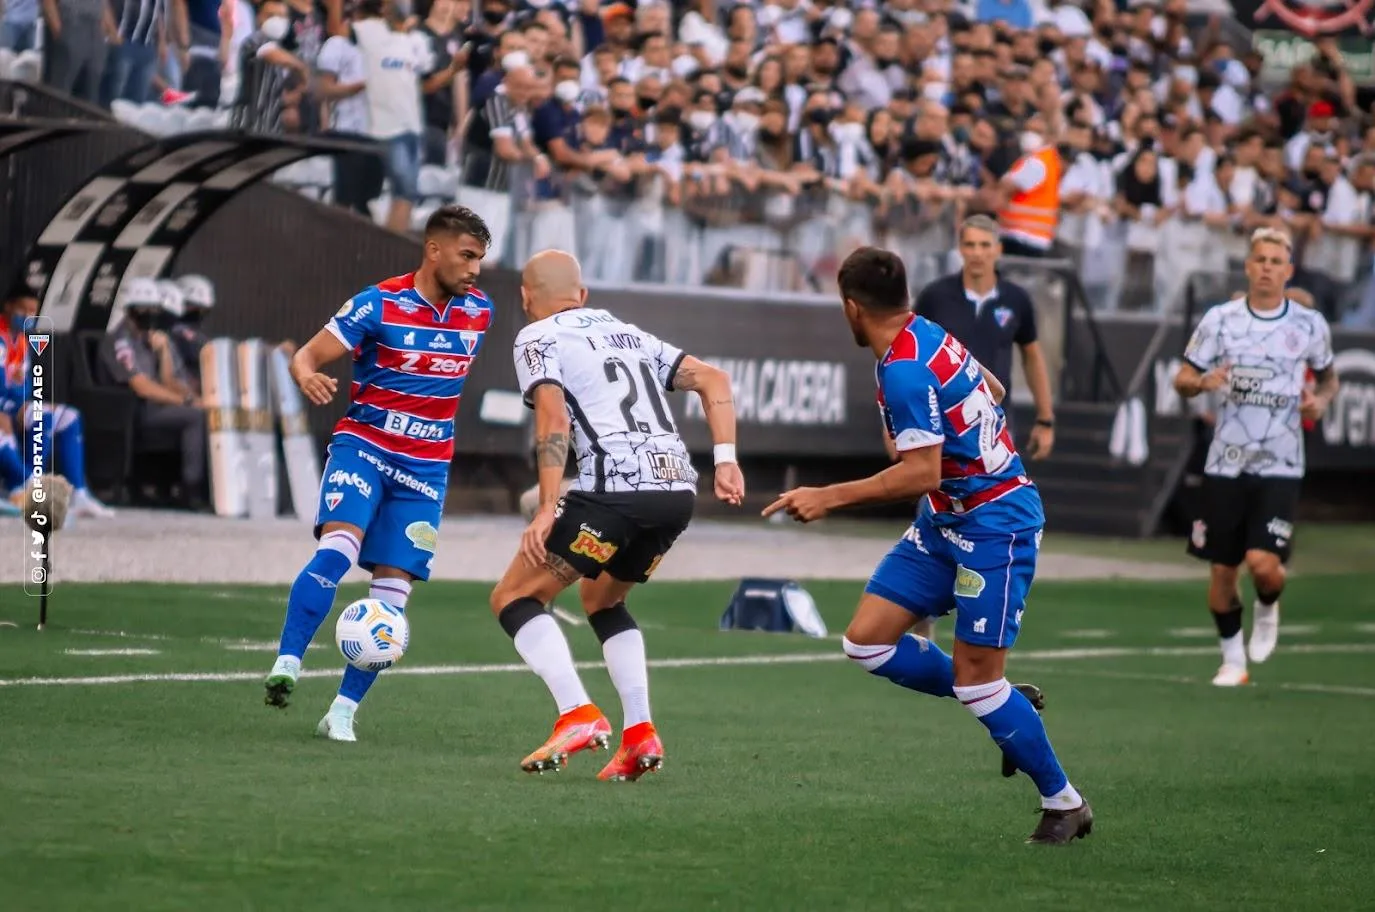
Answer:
[
  {"left": 990, "top": 126, "right": 1063, "bottom": 258},
  {"left": 229, "top": 0, "right": 309, "bottom": 133},
  {"left": 461, "top": 63, "right": 546, "bottom": 264},
  {"left": 471, "top": 25, "right": 524, "bottom": 110},
  {"left": 98, "top": 277, "right": 207, "bottom": 510},
  {"left": 169, "top": 274, "right": 215, "bottom": 392}
]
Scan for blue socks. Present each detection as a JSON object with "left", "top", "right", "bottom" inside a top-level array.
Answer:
[
  {"left": 337, "top": 578, "right": 412, "bottom": 707},
  {"left": 953, "top": 679, "right": 1078, "bottom": 806},
  {"left": 846, "top": 637, "right": 1080, "bottom": 808},
  {"left": 278, "top": 530, "right": 359, "bottom": 660},
  {"left": 844, "top": 634, "right": 955, "bottom": 698}
]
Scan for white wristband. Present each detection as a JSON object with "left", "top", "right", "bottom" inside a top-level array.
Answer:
[{"left": 713, "top": 443, "right": 737, "bottom": 466}]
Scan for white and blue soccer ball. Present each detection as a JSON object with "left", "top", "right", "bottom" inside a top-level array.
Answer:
[{"left": 335, "top": 599, "right": 410, "bottom": 672}]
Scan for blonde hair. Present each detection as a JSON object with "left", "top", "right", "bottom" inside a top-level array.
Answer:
[{"left": 1249, "top": 227, "right": 1294, "bottom": 256}]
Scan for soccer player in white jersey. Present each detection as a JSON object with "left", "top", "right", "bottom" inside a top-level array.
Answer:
[
  {"left": 1173, "top": 227, "right": 1339, "bottom": 687},
  {"left": 490, "top": 249, "right": 745, "bottom": 780}
]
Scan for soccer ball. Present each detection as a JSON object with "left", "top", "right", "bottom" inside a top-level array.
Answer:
[{"left": 335, "top": 599, "right": 410, "bottom": 672}]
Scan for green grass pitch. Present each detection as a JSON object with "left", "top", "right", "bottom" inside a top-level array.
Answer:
[{"left": 2, "top": 573, "right": 1373, "bottom": 911}]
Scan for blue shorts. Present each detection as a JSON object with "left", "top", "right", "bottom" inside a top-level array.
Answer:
[
  {"left": 864, "top": 510, "right": 1042, "bottom": 649},
  {"left": 314, "top": 442, "right": 446, "bottom": 581}
]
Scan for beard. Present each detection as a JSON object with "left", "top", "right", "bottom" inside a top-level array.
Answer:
[
  {"left": 849, "top": 321, "right": 867, "bottom": 348},
  {"left": 437, "top": 274, "right": 471, "bottom": 299}
]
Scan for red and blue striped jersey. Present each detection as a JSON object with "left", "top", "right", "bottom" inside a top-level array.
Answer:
[
  {"left": 325, "top": 273, "right": 492, "bottom": 473},
  {"left": 877, "top": 314, "right": 1042, "bottom": 527}
]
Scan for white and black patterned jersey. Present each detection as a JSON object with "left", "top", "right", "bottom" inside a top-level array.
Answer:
[
  {"left": 513, "top": 308, "right": 697, "bottom": 494},
  {"left": 1184, "top": 298, "right": 1334, "bottom": 479}
]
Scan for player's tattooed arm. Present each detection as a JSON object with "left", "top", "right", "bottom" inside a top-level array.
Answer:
[
  {"left": 534, "top": 431, "right": 568, "bottom": 468},
  {"left": 530, "top": 383, "right": 573, "bottom": 513},
  {"left": 672, "top": 354, "right": 736, "bottom": 430}
]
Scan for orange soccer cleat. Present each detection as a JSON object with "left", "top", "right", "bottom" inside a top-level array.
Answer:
[
  {"left": 597, "top": 722, "right": 665, "bottom": 782},
  {"left": 520, "top": 704, "right": 613, "bottom": 774}
]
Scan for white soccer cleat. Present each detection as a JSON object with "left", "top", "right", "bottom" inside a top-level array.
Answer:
[
  {"left": 263, "top": 655, "right": 301, "bottom": 708},
  {"left": 316, "top": 705, "right": 357, "bottom": 742},
  {"left": 70, "top": 488, "right": 116, "bottom": 518},
  {"left": 1211, "top": 664, "right": 1250, "bottom": 687},
  {"left": 1248, "top": 601, "right": 1280, "bottom": 664}
]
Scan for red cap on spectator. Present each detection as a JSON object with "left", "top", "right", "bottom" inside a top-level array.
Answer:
[
  {"left": 601, "top": 2, "right": 634, "bottom": 21},
  {"left": 1309, "top": 100, "right": 1335, "bottom": 119}
]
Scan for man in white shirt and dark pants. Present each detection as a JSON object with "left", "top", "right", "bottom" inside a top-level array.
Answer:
[
  {"left": 316, "top": 5, "right": 380, "bottom": 217},
  {"left": 352, "top": 0, "right": 427, "bottom": 233}
]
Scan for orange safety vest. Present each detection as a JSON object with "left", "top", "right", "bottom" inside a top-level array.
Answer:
[{"left": 998, "top": 147, "right": 1061, "bottom": 249}]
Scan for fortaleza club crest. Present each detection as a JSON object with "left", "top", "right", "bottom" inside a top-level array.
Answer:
[
  {"left": 1255, "top": 0, "right": 1374, "bottom": 35},
  {"left": 29, "top": 334, "right": 50, "bottom": 356}
]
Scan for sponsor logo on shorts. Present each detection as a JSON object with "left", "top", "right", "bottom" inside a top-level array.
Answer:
[
  {"left": 1267, "top": 517, "right": 1293, "bottom": 545},
  {"left": 901, "top": 524, "right": 928, "bottom": 554},
  {"left": 1191, "top": 520, "right": 1207, "bottom": 550},
  {"left": 1015, "top": 609, "right": 1024, "bottom": 625},
  {"left": 328, "top": 469, "right": 373, "bottom": 499},
  {"left": 570, "top": 529, "right": 618, "bottom": 564},
  {"left": 644, "top": 554, "right": 664, "bottom": 578},
  {"left": 954, "top": 565, "right": 986, "bottom": 598},
  {"left": 351, "top": 449, "right": 443, "bottom": 501},
  {"left": 941, "top": 527, "right": 975, "bottom": 553},
  {"left": 406, "top": 521, "right": 438, "bottom": 553},
  {"left": 1034, "top": 529, "right": 1044, "bottom": 550},
  {"left": 972, "top": 617, "right": 987, "bottom": 634}
]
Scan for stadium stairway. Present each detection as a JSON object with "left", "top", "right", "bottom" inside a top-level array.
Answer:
[{"left": 1018, "top": 401, "right": 1193, "bottom": 539}]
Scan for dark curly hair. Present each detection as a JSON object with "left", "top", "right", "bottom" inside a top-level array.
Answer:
[{"left": 424, "top": 205, "right": 492, "bottom": 248}]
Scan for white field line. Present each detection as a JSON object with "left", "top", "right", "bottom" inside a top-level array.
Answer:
[
  {"left": 220, "top": 642, "right": 325, "bottom": 652},
  {"left": 1061, "top": 629, "right": 1114, "bottom": 639},
  {"left": 1007, "top": 666, "right": 1375, "bottom": 699},
  {"left": 550, "top": 607, "right": 585, "bottom": 627},
  {"left": 3, "top": 642, "right": 1374, "bottom": 690},
  {"left": 63, "top": 648, "right": 160, "bottom": 656},
  {"left": 1169, "top": 624, "right": 1321, "bottom": 639}
]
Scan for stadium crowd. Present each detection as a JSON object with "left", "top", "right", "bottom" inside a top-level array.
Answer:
[{"left": 5, "top": 0, "right": 1374, "bottom": 321}]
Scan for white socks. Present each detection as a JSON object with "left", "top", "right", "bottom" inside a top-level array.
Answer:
[
  {"left": 1220, "top": 632, "right": 1246, "bottom": 669},
  {"left": 602, "top": 629, "right": 652, "bottom": 728},
  {"left": 1043, "top": 784, "right": 1084, "bottom": 811},
  {"left": 513, "top": 613, "right": 591, "bottom": 715},
  {"left": 371, "top": 578, "right": 412, "bottom": 610}
]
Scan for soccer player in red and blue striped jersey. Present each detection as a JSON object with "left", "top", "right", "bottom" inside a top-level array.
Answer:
[
  {"left": 764, "top": 248, "right": 1092, "bottom": 845},
  {"left": 263, "top": 206, "right": 493, "bottom": 742}
]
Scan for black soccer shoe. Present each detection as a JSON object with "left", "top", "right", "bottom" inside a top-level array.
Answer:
[
  {"left": 264, "top": 676, "right": 295, "bottom": 709},
  {"left": 1027, "top": 800, "right": 1094, "bottom": 846},
  {"left": 1001, "top": 683, "right": 1046, "bottom": 778}
]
